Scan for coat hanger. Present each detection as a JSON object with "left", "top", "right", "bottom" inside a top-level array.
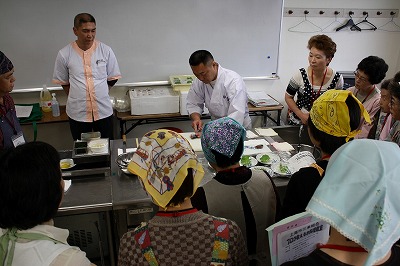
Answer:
[
  {"left": 378, "top": 12, "right": 400, "bottom": 32},
  {"left": 336, "top": 12, "right": 361, "bottom": 32},
  {"left": 288, "top": 10, "right": 322, "bottom": 33},
  {"left": 322, "top": 11, "right": 342, "bottom": 32},
  {"left": 354, "top": 12, "right": 377, "bottom": 31}
]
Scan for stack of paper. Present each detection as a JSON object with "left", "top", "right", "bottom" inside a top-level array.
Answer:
[
  {"left": 266, "top": 212, "right": 330, "bottom": 265},
  {"left": 247, "top": 91, "right": 280, "bottom": 107}
]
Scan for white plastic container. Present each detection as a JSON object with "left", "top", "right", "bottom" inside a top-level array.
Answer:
[
  {"left": 129, "top": 87, "right": 179, "bottom": 115},
  {"left": 51, "top": 93, "right": 60, "bottom": 117},
  {"left": 40, "top": 84, "right": 52, "bottom": 112}
]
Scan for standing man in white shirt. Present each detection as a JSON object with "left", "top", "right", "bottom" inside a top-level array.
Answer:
[
  {"left": 186, "top": 50, "right": 251, "bottom": 136},
  {"left": 53, "top": 13, "right": 121, "bottom": 140}
]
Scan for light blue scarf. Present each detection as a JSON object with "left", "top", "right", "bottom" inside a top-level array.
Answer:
[{"left": 306, "top": 139, "right": 400, "bottom": 266}]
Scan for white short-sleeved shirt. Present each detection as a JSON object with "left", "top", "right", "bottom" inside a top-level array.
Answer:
[
  {"left": 53, "top": 40, "right": 121, "bottom": 122},
  {"left": 0, "top": 224, "right": 92, "bottom": 266},
  {"left": 186, "top": 65, "right": 252, "bottom": 129}
]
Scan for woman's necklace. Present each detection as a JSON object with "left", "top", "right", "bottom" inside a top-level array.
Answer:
[
  {"left": 355, "top": 85, "right": 375, "bottom": 104},
  {"left": 311, "top": 68, "right": 328, "bottom": 102},
  {"left": 318, "top": 243, "right": 367, "bottom": 253}
]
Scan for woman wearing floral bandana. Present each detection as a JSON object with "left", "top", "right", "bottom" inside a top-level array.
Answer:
[
  {"left": 0, "top": 51, "right": 24, "bottom": 149},
  {"left": 192, "top": 117, "right": 279, "bottom": 266},
  {"left": 118, "top": 129, "right": 248, "bottom": 266}
]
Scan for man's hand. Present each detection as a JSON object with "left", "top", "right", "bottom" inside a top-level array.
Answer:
[{"left": 190, "top": 113, "right": 203, "bottom": 137}]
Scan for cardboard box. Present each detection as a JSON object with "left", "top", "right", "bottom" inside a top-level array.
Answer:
[
  {"left": 170, "top": 75, "right": 195, "bottom": 92},
  {"left": 129, "top": 87, "right": 179, "bottom": 115}
]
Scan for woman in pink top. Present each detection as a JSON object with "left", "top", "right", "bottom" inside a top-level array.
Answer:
[{"left": 348, "top": 56, "right": 388, "bottom": 138}]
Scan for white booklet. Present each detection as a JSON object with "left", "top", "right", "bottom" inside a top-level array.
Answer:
[{"left": 266, "top": 212, "right": 330, "bottom": 266}]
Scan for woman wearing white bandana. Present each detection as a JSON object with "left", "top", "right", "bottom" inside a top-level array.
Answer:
[{"left": 281, "top": 139, "right": 400, "bottom": 266}]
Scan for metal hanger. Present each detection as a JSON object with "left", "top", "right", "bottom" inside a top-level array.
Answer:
[
  {"left": 336, "top": 12, "right": 361, "bottom": 32},
  {"left": 378, "top": 12, "right": 400, "bottom": 32},
  {"left": 288, "top": 10, "right": 322, "bottom": 33},
  {"left": 322, "top": 11, "right": 342, "bottom": 32},
  {"left": 354, "top": 12, "right": 377, "bottom": 31}
]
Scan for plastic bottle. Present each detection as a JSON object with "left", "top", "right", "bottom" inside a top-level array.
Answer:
[
  {"left": 51, "top": 93, "right": 60, "bottom": 117},
  {"left": 40, "top": 84, "right": 52, "bottom": 112}
]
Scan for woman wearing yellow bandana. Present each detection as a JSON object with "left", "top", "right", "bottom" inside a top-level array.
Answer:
[
  {"left": 278, "top": 90, "right": 370, "bottom": 220},
  {"left": 118, "top": 129, "right": 248, "bottom": 265}
]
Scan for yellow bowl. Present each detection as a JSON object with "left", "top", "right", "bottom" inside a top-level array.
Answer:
[{"left": 60, "top": 158, "right": 75, "bottom": 170}]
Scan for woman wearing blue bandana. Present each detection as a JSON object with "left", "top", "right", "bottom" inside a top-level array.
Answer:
[
  {"left": 192, "top": 117, "right": 279, "bottom": 266},
  {"left": 282, "top": 140, "right": 400, "bottom": 266},
  {"left": 0, "top": 51, "right": 24, "bottom": 150}
]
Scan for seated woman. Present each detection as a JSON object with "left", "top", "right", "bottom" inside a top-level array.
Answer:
[
  {"left": 278, "top": 90, "right": 369, "bottom": 220},
  {"left": 282, "top": 139, "right": 400, "bottom": 265},
  {"left": 118, "top": 129, "right": 248, "bottom": 266},
  {"left": 0, "top": 51, "right": 24, "bottom": 150},
  {"left": 191, "top": 117, "right": 278, "bottom": 266},
  {"left": 285, "top": 34, "right": 343, "bottom": 125},
  {"left": 368, "top": 79, "right": 393, "bottom": 140},
  {"left": 348, "top": 56, "right": 388, "bottom": 138},
  {"left": 0, "top": 141, "right": 93, "bottom": 265},
  {"left": 387, "top": 77, "right": 400, "bottom": 146}
]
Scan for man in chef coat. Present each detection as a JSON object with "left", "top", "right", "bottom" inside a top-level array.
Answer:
[
  {"left": 53, "top": 13, "right": 121, "bottom": 140},
  {"left": 186, "top": 50, "right": 251, "bottom": 136}
]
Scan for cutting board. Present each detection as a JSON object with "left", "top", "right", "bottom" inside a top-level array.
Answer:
[{"left": 180, "top": 132, "right": 202, "bottom": 152}]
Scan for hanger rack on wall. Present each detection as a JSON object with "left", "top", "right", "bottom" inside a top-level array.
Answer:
[{"left": 284, "top": 8, "right": 399, "bottom": 18}]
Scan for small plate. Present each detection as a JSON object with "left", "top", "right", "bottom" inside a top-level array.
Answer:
[
  {"left": 271, "top": 162, "right": 292, "bottom": 177},
  {"left": 60, "top": 158, "right": 76, "bottom": 170},
  {"left": 251, "top": 166, "right": 275, "bottom": 177},
  {"left": 256, "top": 152, "right": 280, "bottom": 165},
  {"left": 240, "top": 155, "right": 258, "bottom": 167}
]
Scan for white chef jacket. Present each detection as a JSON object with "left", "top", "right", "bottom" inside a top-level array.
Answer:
[
  {"left": 52, "top": 40, "right": 121, "bottom": 122},
  {"left": 186, "top": 65, "right": 252, "bottom": 129}
]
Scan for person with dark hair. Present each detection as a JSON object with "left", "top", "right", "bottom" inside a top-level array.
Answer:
[
  {"left": 0, "top": 51, "right": 25, "bottom": 150},
  {"left": 186, "top": 50, "right": 251, "bottom": 136},
  {"left": 282, "top": 140, "right": 400, "bottom": 266},
  {"left": 0, "top": 141, "right": 93, "bottom": 265},
  {"left": 387, "top": 75, "right": 400, "bottom": 146},
  {"left": 191, "top": 117, "right": 278, "bottom": 266},
  {"left": 285, "top": 34, "right": 344, "bottom": 125},
  {"left": 53, "top": 13, "right": 121, "bottom": 140},
  {"left": 348, "top": 56, "right": 389, "bottom": 138},
  {"left": 279, "top": 90, "right": 370, "bottom": 220},
  {"left": 368, "top": 79, "right": 394, "bottom": 140},
  {"left": 118, "top": 129, "right": 248, "bottom": 265}
]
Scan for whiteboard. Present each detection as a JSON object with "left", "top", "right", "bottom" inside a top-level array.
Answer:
[{"left": 1, "top": 0, "right": 283, "bottom": 90}]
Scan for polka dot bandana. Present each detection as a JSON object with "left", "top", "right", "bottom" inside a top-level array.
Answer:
[
  {"left": 127, "top": 129, "right": 204, "bottom": 208},
  {"left": 309, "top": 89, "right": 370, "bottom": 142},
  {"left": 0, "top": 51, "right": 13, "bottom": 75},
  {"left": 201, "top": 117, "right": 246, "bottom": 164}
]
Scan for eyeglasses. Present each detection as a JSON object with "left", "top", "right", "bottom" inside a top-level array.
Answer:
[{"left": 353, "top": 70, "right": 369, "bottom": 83}]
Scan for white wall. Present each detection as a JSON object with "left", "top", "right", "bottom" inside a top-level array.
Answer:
[
  {"left": 12, "top": 0, "right": 400, "bottom": 149},
  {"left": 248, "top": 0, "right": 400, "bottom": 118}
]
